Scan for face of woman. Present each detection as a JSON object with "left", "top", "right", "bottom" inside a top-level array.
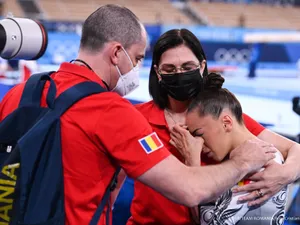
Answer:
[
  {"left": 156, "top": 45, "right": 205, "bottom": 78},
  {"left": 155, "top": 45, "right": 206, "bottom": 102},
  {"left": 186, "top": 110, "right": 232, "bottom": 162}
]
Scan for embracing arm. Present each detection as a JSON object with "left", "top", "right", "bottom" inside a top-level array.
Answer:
[
  {"left": 243, "top": 113, "right": 300, "bottom": 182},
  {"left": 137, "top": 154, "right": 249, "bottom": 207},
  {"left": 137, "top": 138, "right": 275, "bottom": 208},
  {"left": 257, "top": 129, "right": 300, "bottom": 182}
]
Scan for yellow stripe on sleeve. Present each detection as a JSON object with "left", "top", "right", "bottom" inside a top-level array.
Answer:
[{"left": 145, "top": 136, "right": 158, "bottom": 150}]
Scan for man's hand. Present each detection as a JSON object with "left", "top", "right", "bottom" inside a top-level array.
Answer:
[
  {"left": 230, "top": 138, "right": 276, "bottom": 174},
  {"left": 170, "top": 124, "right": 204, "bottom": 166},
  {"left": 232, "top": 161, "right": 288, "bottom": 206}
]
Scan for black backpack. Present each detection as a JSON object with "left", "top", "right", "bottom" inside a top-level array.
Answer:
[{"left": 0, "top": 72, "right": 120, "bottom": 225}]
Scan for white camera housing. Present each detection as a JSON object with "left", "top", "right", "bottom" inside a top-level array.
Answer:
[{"left": 0, "top": 17, "right": 48, "bottom": 60}]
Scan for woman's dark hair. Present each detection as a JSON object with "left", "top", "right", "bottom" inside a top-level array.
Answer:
[
  {"left": 188, "top": 73, "right": 244, "bottom": 124},
  {"left": 149, "top": 29, "right": 208, "bottom": 109}
]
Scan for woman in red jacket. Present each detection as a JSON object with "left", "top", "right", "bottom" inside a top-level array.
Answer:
[{"left": 125, "top": 29, "right": 300, "bottom": 225}]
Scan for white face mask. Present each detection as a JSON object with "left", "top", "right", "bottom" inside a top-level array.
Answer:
[{"left": 112, "top": 47, "right": 140, "bottom": 96}]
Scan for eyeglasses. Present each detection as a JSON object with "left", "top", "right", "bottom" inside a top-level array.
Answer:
[{"left": 158, "top": 63, "right": 200, "bottom": 75}]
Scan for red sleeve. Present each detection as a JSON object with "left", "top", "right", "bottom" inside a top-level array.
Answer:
[
  {"left": 243, "top": 113, "right": 265, "bottom": 136},
  {"left": 0, "top": 84, "right": 24, "bottom": 121},
  {"left": 95, "top": 95, "right": 170, "bottom": 179}
]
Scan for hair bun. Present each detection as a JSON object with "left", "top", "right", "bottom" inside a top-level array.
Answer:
[{"left": 204, "top": 72, "right": 225, "bottom": 90}]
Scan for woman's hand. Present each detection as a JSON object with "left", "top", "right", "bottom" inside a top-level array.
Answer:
[{"left": 169, "top": 124, "right": 204, "bottom": 166}]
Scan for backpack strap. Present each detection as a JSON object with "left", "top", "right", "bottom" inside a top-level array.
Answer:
[
  {"left": 22, "top": 81, "right": 107, "bottom": 140},
  {"left": 89, "top": 167, "right": 121, "bottom": 225},
  {"left": 51, "top": 81, "right": 106, "bottom": 115},
  {"left": 19, "top": 72, "right": 56, "bottom": 109}
]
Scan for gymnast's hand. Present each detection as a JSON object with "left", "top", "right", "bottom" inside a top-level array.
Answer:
[{"left": 169, "top": 124, "right": 204, "bottom": 166}]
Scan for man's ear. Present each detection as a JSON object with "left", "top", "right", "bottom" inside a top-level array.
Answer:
[{"left": 110, "top": 43, "right": 123, "bottom": 66}]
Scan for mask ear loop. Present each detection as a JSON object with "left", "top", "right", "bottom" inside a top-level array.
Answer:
[
  {"left": 197, "top": 66, "right": 203, "bottom": 78},
  {"left": 157, "top": 70, "right": 163, "bottom": 86},
  {"left": 156, "top": 67, "right": 163, "bottom": 84},
  {"left": 115, "top": 66, "right": 125, "bottom": 81},
  {"left": 113, "top": 65, "right": 126, "bottom": 94},
  {"left": 121, "top": 46, "right": 135, "bottom": 69}
]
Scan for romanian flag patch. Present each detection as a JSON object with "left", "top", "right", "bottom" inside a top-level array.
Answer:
[
  {"left": 237, "top": 179, "right": 251, "bottom": 186},
  {"left": 139, "top": 132, "right": 163, "bottom": 154}
]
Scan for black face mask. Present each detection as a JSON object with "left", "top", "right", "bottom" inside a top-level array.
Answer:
[{"left": 160, "top": 68, "right": 203, "bottom": 101}]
